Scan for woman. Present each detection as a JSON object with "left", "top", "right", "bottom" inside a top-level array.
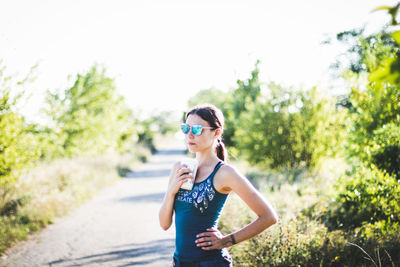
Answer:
[{"left": 159, "top": 104, "right": 278, "bottom": 267}]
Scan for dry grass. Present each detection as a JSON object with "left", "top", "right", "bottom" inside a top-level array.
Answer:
[{"left": 0, "top": 147, "right": 149, "bottom": 255}]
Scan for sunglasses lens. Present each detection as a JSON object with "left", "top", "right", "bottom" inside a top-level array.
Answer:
[
  {"left": 192, "top": 125, "right": 203, "bottom": 136},
  {"left": 181, "top": 124, "right": 190, "bottom": 134}
]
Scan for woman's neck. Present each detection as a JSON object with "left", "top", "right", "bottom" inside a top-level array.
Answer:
[{"left": 195, "top": 148, "right": 219, "bottom": 167}]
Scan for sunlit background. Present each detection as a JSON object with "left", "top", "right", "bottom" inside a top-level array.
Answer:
[
  {"left": 0, "top": 0, "right": 393, "bottom": 124},
  {"left": 2, "top": 1, "right": 400, "bottom": 266}
]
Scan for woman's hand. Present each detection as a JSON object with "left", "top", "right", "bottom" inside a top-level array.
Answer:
[
  {"left": 167, "top": 163, "right": 194, "bottom": 195},
  {"left": 195, "top": 228, "right": 230, "bottom": 250},
  {"left": 159, "top": 162, "right": 193, "bottom": 231}
]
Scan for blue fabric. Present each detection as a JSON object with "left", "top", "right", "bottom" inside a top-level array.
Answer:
[
  {"left": 173, "top": 255, "right": 233, "bottom": 267},
  {"left": 173, "top": 161, "right": 230, "bottom": 262}
]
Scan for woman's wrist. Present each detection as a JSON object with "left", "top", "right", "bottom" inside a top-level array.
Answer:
[
  {"left": 222, "top": 234, "right": 237, "bottom": 248},
  {"left": 230, "top": 233, "right": 237, "bottom": 245},
  {"left": 166, "top": 189, "right": 177, "bottom": 198}
]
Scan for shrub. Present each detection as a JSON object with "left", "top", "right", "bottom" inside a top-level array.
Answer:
[
  {"left": 369, "top": 123, "right": 400, "bottom": 179},
  {"left": 220, "top": 164, "right": 400, "bottom": 266},
  {"left": 0, "top": 151, "right": 143, "bottom": 255},
  {"left": 234, "top": 85, "right": 347, "bottom": 170},
  {"left": 0, "top": 64, "right": 41, "bottom": 187},
  {"left": 227, "top": 212, "right": 399, "bottom": 266},
  {"left": 230, "top": 216, "right": 329, "bottom": 267},
  {"left": 45, "top": 65, "right": 136, "bottom": 156},
  {"left": 326, "top": 165, "right": 400, "bottom": 231}
]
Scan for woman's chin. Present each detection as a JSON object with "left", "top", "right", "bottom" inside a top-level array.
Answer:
[
  {"left": 187, "top": 147, "right": 197, "bottom": 153},
  {"left": 187, "top": 145, "right": 197, "bottom": 153}
]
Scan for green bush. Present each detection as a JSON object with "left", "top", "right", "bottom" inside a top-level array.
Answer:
[
  {"left": 329, "top": 24, "right": 400, "bottom": 262},
  {"left": 223, "top": 198, "right": 400, "bottom": 266},
  {"left": 187, "top": 61, "right": 262, "bottom": 151},
  {"left": 338, "top": 29, "right": 400, "bottom": 177},
  {"left": 45, "top": 65, "right": 136, "bottom": 156},
  {"left": 0, "top": 151, "right": 143, "bottom": 255},
  {"left": 231, "top": 217, "right": 395, "bottom": 267},
  {"left": 0, "top": 64, "right": 41, "bottom": 187},
  {"left": 230, "top": 216, "right": 330, "bottom": 267},
  {"left": 369, "top": 123, "right": 400, "bottom": 178},
  {"left": 187, "top": 87, "right": 229, "bottom": 111},
  {"left": 347, "top": 82, "right": 400, "bottom": 167},
  {"left": 234, "top": 85, "right": 347, "bottom": 170},
  {"left": 326, "top": 165, "right": 400, "bottom": 231},
  {"left": 135, "top": 110, "right": 180, "bottom": 152}
]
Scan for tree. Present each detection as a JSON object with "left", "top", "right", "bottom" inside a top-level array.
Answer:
[
  {"left": 334, "top": 28, "right": 400, "bottom": 178},
  {"left": 235, "top": 84, "right": 346, "bottom": 170},
  {"left": 187, "top": 87, "right": 228, "bottom": 109},
  {"left": 0, "top": 62, "right": 41, "bottom": 186},
  {"left": 324, "top": 7, "right": 400, "bottom": 251},
  {"left": 224, "top": 60, "right": 262, "bottom": 148},
  {"left": 45, "top": 65, "right": 135, "bottom": 156}
]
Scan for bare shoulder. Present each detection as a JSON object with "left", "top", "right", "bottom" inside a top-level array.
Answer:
[
  {"left": 218, "top": 163, "right": 242, "bottom": 179},
  {"left": 214, "top": 163, "right": 247, "bottom": 192}
]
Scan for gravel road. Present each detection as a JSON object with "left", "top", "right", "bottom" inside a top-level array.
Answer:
[{"left": 0, "top": 143, "right": 186, "bottom": 267}]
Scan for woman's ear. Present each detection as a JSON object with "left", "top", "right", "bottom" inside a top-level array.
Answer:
[{"left": 214, "top": 128, "right": 222, "bottom": 139}]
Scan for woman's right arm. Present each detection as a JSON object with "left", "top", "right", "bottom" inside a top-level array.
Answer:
[{"left": 158, "top": 162, "right": 192, "bottom": 231}]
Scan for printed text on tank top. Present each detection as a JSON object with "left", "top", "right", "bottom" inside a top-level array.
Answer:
[{"left": 175, "top": 161, "right": 225, "bottom": 214}]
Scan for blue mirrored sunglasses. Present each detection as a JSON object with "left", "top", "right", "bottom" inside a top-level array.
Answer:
[{"left": 180, "top": 123, "right": 216, "bottom": 136}]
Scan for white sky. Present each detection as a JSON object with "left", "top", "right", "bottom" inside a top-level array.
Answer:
[{"left": 0, "top": 0, "right": 395, "bottom": 123}]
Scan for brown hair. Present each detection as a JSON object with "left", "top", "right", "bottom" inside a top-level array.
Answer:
[{"left": 185, "top": 104, "right": 228, "bottom": 162}]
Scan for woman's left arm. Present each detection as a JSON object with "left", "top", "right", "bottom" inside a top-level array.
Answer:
[{"left": 196, "top": 165, "right": 279, "bottom": 250}]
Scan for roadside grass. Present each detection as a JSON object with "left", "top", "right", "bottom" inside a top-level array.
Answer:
[
  {"left": 0, "top": 146, "right": 150, "bottom": 256},
  {"left": 218, "top": 157, "right": 400, "bottom": 266}
]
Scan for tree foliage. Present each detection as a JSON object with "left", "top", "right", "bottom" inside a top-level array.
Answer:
[
  {"left": 0, "top": 63, "right": 41, "bottom": 186},
  {"left": 325, "top": 4, "right": 400, "bottom": 249},
  {"left": 187, "top": 87, "right": 228, "bottom": 109},
  {"left": 187, "top": 61, "right": 346, "bottom": 170},
  {"left": 187, "top": 60, "right": 262, "bottom": 149},
  {"left": 235, "top": 85, "right": 346, "bottom": 169},
  {"left": 328, "top": 165, "right": 400, "bottom": 230},
  {"left": 335, "top": 26, "right": 400, "bottom": 179},
  {"left": 45, "top": 65, "right": 136, "bottom": 156}
]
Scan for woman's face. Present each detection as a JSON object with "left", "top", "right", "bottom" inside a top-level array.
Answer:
[{"left": 184, "top": 114, "right": 219, "bottom": 153}]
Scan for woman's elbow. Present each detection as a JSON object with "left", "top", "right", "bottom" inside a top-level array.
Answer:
[
  {"left": 269, "top": 214, "right": 279, "bottom": 225},
  {"left": 160, "top": 222, "right": 171, "bottom": 231},
  {"left": 261, "top": 212, "right": 279, "bottom": 228},
  {"left": 161, "top": 225, "right": 169, "bottom": 231},
  {"left": 159, "top": 215, "right": 172, "bottom": 231}
]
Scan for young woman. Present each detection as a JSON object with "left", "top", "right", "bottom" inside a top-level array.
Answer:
[{"left": 159, "top": 104, "right": 278, "bottom": 267}]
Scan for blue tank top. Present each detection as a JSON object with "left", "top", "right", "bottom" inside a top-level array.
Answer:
[{"left": 173, "top": 161, "right": 230, "bottom": 262}]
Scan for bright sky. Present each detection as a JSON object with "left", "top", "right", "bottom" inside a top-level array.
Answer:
[{"left": 0, "top": 0, "right": 395, "bottom": 124}]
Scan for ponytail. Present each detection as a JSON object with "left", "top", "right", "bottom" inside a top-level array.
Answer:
[{"left": 216, "top": 139, "right": 228, "bottom": 162}]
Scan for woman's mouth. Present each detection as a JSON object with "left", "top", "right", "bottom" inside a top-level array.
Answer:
[{"left": 188, "top": 142, "right": 196, "bottom": 146}]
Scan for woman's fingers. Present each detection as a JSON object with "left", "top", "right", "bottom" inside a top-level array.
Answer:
[
  {"left": 178, "top": 178, "right": 189, "bottom": 186},
  {"left": 176, "top": 171, "right": 193, "bottom": 184},
  {"left": 178, "top": 174, "right": 192, "bottom": 183},
  {"left": 195, "top": 237, "right": 214, "bottom": 247},
  {"left": 195, "top": 232, "right": 217, "bottom": 245},
  {"left": 196, "top": 241, "right": 212, "bottom": 247},
  {"left": 177, "top": 168, "right": 192, "bottom": 178},
  {"left": 168, "top": 164, "right": 195, "bottom": 194},
  {"left": 195, "top": 237, "right": 212, "bottom": 243},
  {"left": 196, "top": 239, "right": 218, "bottom": 250},
  {"left": 201, "top": 244, "right": 216, "bottom": 250},
  {"left": 195, "top": 229, "right": 223, "bottom": 250},
  {"left": 196, "top": 232, "right": 214, "bottom": 238}
]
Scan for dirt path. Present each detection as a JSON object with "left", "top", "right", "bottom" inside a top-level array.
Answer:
[{"left": 0, "top": 142, "right": 186, "bottom": 267}]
